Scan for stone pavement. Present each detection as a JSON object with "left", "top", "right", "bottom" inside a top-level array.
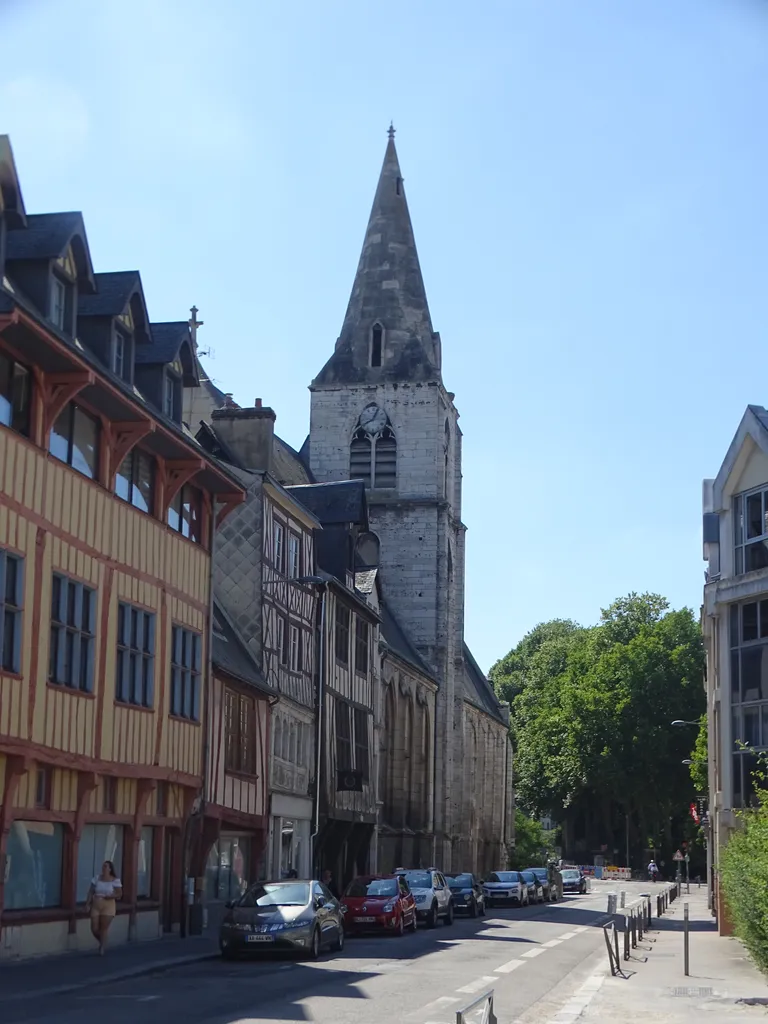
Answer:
[
  {"left": 555, "top": 888, "right": 767, "bottom": 1024},
  {"left": 0, "top": 933, "right": 219, "bottom": 1001}
]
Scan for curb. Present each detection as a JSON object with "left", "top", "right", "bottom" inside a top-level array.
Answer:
[{"left": 6, "top": 949, "right": 220, "bottom": 1002}]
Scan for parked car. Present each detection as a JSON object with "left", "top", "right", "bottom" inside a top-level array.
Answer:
[
  {"left": 560, "top": 868, "right": 587, "bottom": 894},
  {"left": 341, "top": 874, "right": 417, "bottom": 935},
  {"left": 482, "top": 870, "right": 527, "bottom": 907},
  {"left": 219, "top": 879, "right": 344, "bottom": 960},
  {"left": 445, "top": 873, "right": 486, "bottom": 917},
  {"left": 397, "top": 868, "right": 454, "bottom": 927},
  {"left": 525, "top": 866, "right": 561, "bottom": 901},
  {"left": 520, "top": 869, "right": 545, "bottom": 903}
]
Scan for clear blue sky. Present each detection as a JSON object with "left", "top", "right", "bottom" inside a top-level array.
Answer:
[{"left": 3, "top": 0, "right": 767, "bottom": 671}]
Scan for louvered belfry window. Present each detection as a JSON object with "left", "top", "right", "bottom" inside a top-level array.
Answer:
[{"left": 349, "top": 407, "right": 396, "bottom": 489}]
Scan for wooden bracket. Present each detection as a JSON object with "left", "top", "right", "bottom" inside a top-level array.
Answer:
[
  {"left": 42, "top": 370, "right": 95, "bottom": 436},
  {"left": 164, "top": 458, "right": 205, "bottom": 508},
  {"left": 108, "top": 419, "right": 155, "bottom": 487},
  {"left": 216, "top": 492, "right": 245, "bottom": 528}
]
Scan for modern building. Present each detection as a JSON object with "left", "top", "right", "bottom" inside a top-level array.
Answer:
[
  {"left": 703, "top": 404, "right": 768, "bottom": 933},
  {"left": 0, "top": 136, "right": 245, "bottom": 957}
]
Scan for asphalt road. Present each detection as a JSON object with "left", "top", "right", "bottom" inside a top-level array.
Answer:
[{"left": 6, "top": 882, "right": 652, "bottom": 1024}]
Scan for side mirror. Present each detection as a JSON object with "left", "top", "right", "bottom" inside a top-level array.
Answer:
[{"left": 315, "top": 895, "right": 326, "bottom": 908}]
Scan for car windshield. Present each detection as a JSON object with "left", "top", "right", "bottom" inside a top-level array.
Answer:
[
  {"left": 561, "top": 871, "right": 581, "bottom": 880},
  {"left": 528, "top": 868, "right": 547, "bottom": 880},
  {"left": 446, "top": 873, "right": 473, "bottom": 888},
  {"left": 238, "top": 882, "right": 310, "bottom": 907},
  {"left": 488, "top": 872, "right": 519, "bottom": 883},
  {"left": 345, "top": 878, "right": 398, "bottom": 898},
  {"left": 404, "top": 871, "right": 432, "bottom": 889}
]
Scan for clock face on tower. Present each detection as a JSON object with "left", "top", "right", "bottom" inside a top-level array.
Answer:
[{"left": 358, "top": 403, "right": 388, "bottom": 435}]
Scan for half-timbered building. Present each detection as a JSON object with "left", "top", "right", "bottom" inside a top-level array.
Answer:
[
  {"left": 197, "top": 405, "right": 320, "bottom": 880},
  {"left": 0, "top": 137, "right": 245, "bottom": 958}
]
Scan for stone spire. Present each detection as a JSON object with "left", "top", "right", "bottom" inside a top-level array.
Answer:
[{"left": 312, "top": 128, "right": 441, "bottom": 386}]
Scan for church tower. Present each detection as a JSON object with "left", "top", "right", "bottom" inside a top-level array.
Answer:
[{"left": 308, "top": 128, "right": 467, "bottom": 865}]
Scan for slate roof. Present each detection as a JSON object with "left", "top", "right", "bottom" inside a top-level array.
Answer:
[
  {"left": 748, "top": 405, "right": 768, "bottom": 433},
  {"left": 136, "top": 321, "right": 190, "bottom": 364},
  {"left": 462, "top": 643, "right": 507, "bottom": 723},
  {"left": 287, "top": 480, "right": 366, "bottom": 525},
  {"left": 273, "top": 436, "right": 315, "bottom": 485},
  {"left": 354, "top": 568, "right": 378, "bottom": 594},
  {"left": 380, "top": 600, "right": 435, "bottom": 681},
  {"left": 77, "top": 271, "right": 140, "bottom": 317},
  {"left": 212, "top": 599, "right": 275, "bottom": 695},
  {"left": 6, "top": 212, "right": 84, "bottom": 260}
]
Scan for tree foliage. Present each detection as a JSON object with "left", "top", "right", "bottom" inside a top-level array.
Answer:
[
  {"left": 720, "top": 775, "right": 768, "bottom": 974},
  {"left": 509, "top": 810, "right": 556, "bottom": 870},
  {"left": 490, "top": 593, "right": 706, "bottom": 864},
  {"left": 689, "top": 714, "right": 708, "bottom": 794}
]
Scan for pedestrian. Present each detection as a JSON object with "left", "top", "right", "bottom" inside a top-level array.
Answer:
[
  {"left": 322, "top": 869, "right": 340, "bottom": 899},
  {"left": 647, "top": 859, "right": 659, "bottom": 883},
  {"left": 85, "top": 860, "right": 122, "bottom": 955}
]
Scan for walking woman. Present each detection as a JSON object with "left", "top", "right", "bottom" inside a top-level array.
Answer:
[{"left": 86, "top": 860, "right": 122, "bottom": 954}]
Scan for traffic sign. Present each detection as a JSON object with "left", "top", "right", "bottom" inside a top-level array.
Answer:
[{"left": 673, "top": 850, "right": 684, "bottom": 861}]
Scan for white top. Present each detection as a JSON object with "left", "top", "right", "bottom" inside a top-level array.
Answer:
[{"left": 92, "top": 876, "right": 122, "bottom": 898}]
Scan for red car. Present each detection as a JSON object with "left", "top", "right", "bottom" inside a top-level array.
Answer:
[{"left": 341, "top": 874, "right": 417, "bottom": 936}]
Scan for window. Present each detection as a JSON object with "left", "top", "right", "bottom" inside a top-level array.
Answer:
[
  {"left": 35, "top": 767, "right": 52, "bottom": 809},
  {"left": 274, "top": 521, "right": 285, "bottom": 573},
  {"left": 288, "top": 533, "right": 301, "bottom": 578},
  {"left": 116, "top": 603, "right": 155, "bottom": 707},
  {"left": 49, "top": 574, "right": 96, "bottom": 691},
  {"left": 115, "top": 450, "right": 155, "bottom": 514},
  {"left": 371, "top": 323, "right": 383, "bottom": 367},
  {"left": 276, "top": 615, "right": 286, "bottom": 663},
  {"left": 289, "top": 624, "right": 302, "bottom": 672},
  {"left": 335, "top": 605, "right": 350, "bottom": 664},
  {"left": 113, "top": 331, "right": 126, "bottom": 378},
  {"left": 734, "top": 489, "right": 768, "bottom": 574},
  {"left": 5, "top": 821, "right": 64, "bottom": 909},
  {"left": 50, "top": 276, "right": 66, "bottom": 330},
  {"left": 730, "top": 600, "right": 768, "bottom": 807},
  {"left": 167, "top": 485, "right": 202, "bottom": 543},
  {"left": 103, "top": 775, "right": 117, "bottom": 813},
  {"left": 170, "top": 626, "right": 202, "bottom": 721},
  {"left": 137, "top": 826, "right": 153, "bottom": 898},
  {"left": 225, "top": 688, "right": 257, "bottom": 775},
  {"left": 163, "top": 372, "right": 177, "bottom": 419},
  {"left": 374, "top": 427, "right": 397, "bottom": 488},
  {"left": 354, "top": 617, "right": 368, "bottom": 675},
  {"left": 76, "top": 823, "right": 124, "bottom": 902},
  {"left": 335, "top": 700, "right": 352, "bottom": 770},
  {"left": 349, "top": 415, "right": 396, "bottom": 490},
  {"left": 156, "top": 781, "right": 167, "bottom": 817},
  {"left": 0, "top": 351, "right": 31, "bottom": 436},
  {"left": 354, "top": 707, "right": 369, "bottom": 781},
  {"left": 350, "top": 429, "right": 372, "bottom": 487},
  {"left": 0, "top": 549, "right": 23, "bottom": 673},
  {"left": 49, "top": 402, "right": 99, "bottom": 480}
]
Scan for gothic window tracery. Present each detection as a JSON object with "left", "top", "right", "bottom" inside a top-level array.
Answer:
[{"left": 349, "top": 404, "right": 397, "bottom": 489}]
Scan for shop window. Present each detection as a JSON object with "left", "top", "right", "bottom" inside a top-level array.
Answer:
[
  {"left": 76, "top": 823, "right": 124, "bottom": 902},
  {"left": 4, "top": 821, "right": 64, "bottom": 909},
  {"left": 205, "top": 836, "right": 251, "bottom": 902}
]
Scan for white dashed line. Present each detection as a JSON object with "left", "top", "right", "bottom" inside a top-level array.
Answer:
[
  {"left": 558, "top": 931, "right": 578, "bottom": 939},
  {"left": 418, "top": 996, "right": 459, "bottom": 1015},
  {"left": 542, "top": 938, "right": 564, "bottom": 947},
  {"left": 495, "top": 958, "right": 524, "bottom": 973},
  {"left": 456, "top": 975, "right": 498, "bottom": 994},
  {"left": 521, "top": 947, "right": 546, "bottom": 958},
  {"left": 573, "top": 926, "right": 589, "bottom": 934}
]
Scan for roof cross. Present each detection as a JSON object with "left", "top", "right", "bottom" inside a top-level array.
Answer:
[
  {"left": 388, "top": 122, "right": 395, "bottom": 140},
  {"left": 188, "top": 305, "right": 204, "bottom": 348}
]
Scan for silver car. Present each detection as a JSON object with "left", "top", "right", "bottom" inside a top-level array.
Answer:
[
  {"left": 219, "top": 879, "right": 345, "bottom": 960},
  {"left": 482, "top": 870, "right": 527, "bottom": 907}
]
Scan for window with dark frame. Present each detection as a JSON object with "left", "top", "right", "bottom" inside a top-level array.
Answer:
[
  {"left": 289, "top": 624, "right": 301, "bottom": 672},
  {"left": 35, "top": 767, "right": 52, "bottom": 809},
  {"left": 170, "top": 625, "right": 202, "bottom": 721},
  {"left": 335, "top": 604, "right": 350, "bottom": 664},
  {"left": 335, "top": 700, "right": 352, "bottom": 770},
  {"left": 50, "top": 276, "right": 67, "bottom": 330},
  {"left": 225, "top": 688, "right": 257, "bottom": 776},
  {"left": 354, "top": 707, "right": 369, "bottom": 781},
  {"left": 49, "top": 573, "right": 96, "bottom": 692},
  {"left": 276, "top": 615, "right": 287, "bottom": 664},
  {"left": 730, "top": 599, "right": 768, "bottom": 808},
  {"left": 49, "top": 402, "right": 100, "bottom": 480},
  {"left": 115, "top": 450, "right": 155, "bottom": 514},
  {"left": 354, "top": 617, "right": 368, "bottom": 675},
  {"left": 167, "top": 485, "right": 202, "bottom": 544},
  {"left": 163, "top": 372, "right": 177, "bottom": 419},
  {"left": 116, "top": 603, "right": 155, "bottom": 708},
  {"left": 0, "top": 351, "right": 32, "bottom": 437},
  {"left": 734, "top": 488, "right": 768, "bottom": 574},
  {"left": 371, "top": 323, "right": 383, "bottom": 367},
  {"left": 273, "top": 521, "right": 285, "bottom": 573},
  {"left": 288, "top": 532, "right": 301, "bottom": 578},
  {"left": 0, "top": 548, "right": 23, "bottom": 674},
  {"left": 103, "top": 775, "right": 117, "bottom": 813},
  {"left": 113, "top": 331, "right": 126, "bottom": 379}
]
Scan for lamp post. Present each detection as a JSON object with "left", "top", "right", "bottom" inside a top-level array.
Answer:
[{"left": 682, "top": 758, "right": 711, "bottom": 906}]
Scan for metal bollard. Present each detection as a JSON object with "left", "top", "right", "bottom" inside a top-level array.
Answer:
[
  {"left": 623, "top": 917, "right": 630, "bottom": 960},
  {"left": 638, "top": 907, "right": 644, "bottom": 941},
  {"left": 607, "top": 893, "right": 617, "bottom": 914},
  {"left": 620, "top": 890, "right": 626, "bottom": 908},
  {"left": 631, "top": 910, "right": 637, "bottom": 948},
  {"left": 657, "top": 894, "right": 662, "bottom": 917},
  {"left": 684, "top": 902, "right": 690, "bottom": 976}
]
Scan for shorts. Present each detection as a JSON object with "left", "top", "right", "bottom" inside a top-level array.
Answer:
[{"left": 91, "top": 896, "right": 116, "bottom": 920}]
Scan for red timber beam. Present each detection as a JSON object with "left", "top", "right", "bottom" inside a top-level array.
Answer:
[
  {"left": 216, "top": 492, "right": 246, "bottom": 528},
  {"left": 155, "top": 457, "right": 205, "bottom": 519},
  {"left": 40, "top": 370, "right": 96, "bottom": 437},
  {"left": 105, "top": 419, "right": 155, "bottom": 489}
]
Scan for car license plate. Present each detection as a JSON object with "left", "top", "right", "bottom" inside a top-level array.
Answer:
[
  {"left": 246, "top": 934, "right": 274, "bottom": 943},
  {"left": 355, "top": 916, "right": 376, "bottom": 923}
]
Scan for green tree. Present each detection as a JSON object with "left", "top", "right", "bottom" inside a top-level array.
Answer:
[
  {"left": 509, "top": 810, "right": 555, "bottom": 870},
  {"left": 689, "top": 714, "right": 708, "bottom": 793}
]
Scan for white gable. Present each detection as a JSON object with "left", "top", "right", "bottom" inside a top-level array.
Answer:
[{"left": 713, "top": 408, "right": 768, "bottom": 510}]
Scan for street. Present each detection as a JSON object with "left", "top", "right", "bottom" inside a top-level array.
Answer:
[{"left": 3, "top": 882, "right": 648, "bottom": 1024}]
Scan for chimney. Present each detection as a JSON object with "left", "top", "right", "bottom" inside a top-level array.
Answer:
[{"left": 211, "top": 403, "right": 276, "bottom": 473}]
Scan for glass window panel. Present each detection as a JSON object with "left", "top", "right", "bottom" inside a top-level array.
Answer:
[
  {"left": 167, "top": 490, "right": 182, "bottom": 532},
  {"left": 134, "top": 452, "right": 154, "bottom": 513},
  {"left": 736, "top": 546, "right": 744, "bottom": 575},
  {"left": 76, "top": 824, "right": 124, "bottom": 901},
  {"left": 731, "top": 650, "right": 741, "bottom": 702},
  {"left": 115, "top": 453, "right": 132, "bottom": 502},
  {"left": 0, "top": 351, "right": 11, "bottom": 426},
  {"left": 730, "top": 605, "right": 740, "bottom": 647},
  {"left": 49, "top": 406, "right": 71, "bottom": 464},
  {"left": 734, "top": 495, "right": 743, "bottom": 545},
  {"left": 71, "top": 407, "right": 98, "bottom": 479},
  {"left": 740, "top": 646, "right": 768, "bottom": 702},
  {"left": 746, "top": 541, "right": 768, "bottom": 572},
  {"left": 5, "top": 821, "right": 64, "bottom": 909},
  {"left": 747, "top": 493, "right": 763, "bottom": 539},
  {"left": 137, "top": 827, "right": 153, "bottom": 898},
  {"left": 744, "top": 752, "right": 760, "bottom": 807},
  {"left": 742, "top": 706, "right": 760, "bottom": 748},
  {"left": 743, "top": 603, "right": 758, "bottom": 642},
  {"left": 732, "top": 707, "right": 741, "bottom": 750},
  {"left": 761, "top": 602, "right": 768, "bottom": 640},
  {"left": 181, "top": 491, "right": 192, "bottom": 538}
]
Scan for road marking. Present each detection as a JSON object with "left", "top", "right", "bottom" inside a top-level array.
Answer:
[
  {"left": 456, "top": 976, "right": 498, "bottom": 994},
  {"left": 521, "top": 947, "right": 546, "bottom": 958},
  {"left": 496, "top": 958, "right": 524, "bottom": 973},
  {"left": 573, "top": 926, "right": 589, "bottom": 934},
  {"left": 419, "top": 996, "right": 459, "bottom": 1015},
  {"left": 558, "top": 931, "right": 578, "bottom": 939}
]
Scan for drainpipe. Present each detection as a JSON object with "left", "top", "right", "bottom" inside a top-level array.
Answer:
[{"left": 310, "top": 583, "right": 327, "bottom": 874}]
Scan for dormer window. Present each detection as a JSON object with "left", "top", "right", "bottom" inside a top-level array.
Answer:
[
  {"left": 113, "top": 331, "right": 126, "bottom": 379},
  {"left": 57, "top": 248, "right": 76, "bottom": 278},
  {"left": 51, "top": 276, "right": 66, "bottom": 330},
  {"left": 163, "top": 372, "right": 177, "bottom": 419},
  {"left": 371, "top": 323, "right": 383, "bottom": 367}
]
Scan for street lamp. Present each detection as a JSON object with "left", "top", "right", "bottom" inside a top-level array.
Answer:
[{"left": 672, "top": 720, "right": 702, "bottom": 727}]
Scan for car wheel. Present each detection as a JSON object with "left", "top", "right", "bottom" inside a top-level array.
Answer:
[
  {"left": 334, "top": 925, "right": 345, "bottom": 952},
  {"left": 470, "top": 898, "right": 478, "bottom": 918},
  {"left": 220, "top": 947, "right": 236, "bottom": 961},
  {"left": 427, "top": 902, "right": 438, "bottom": 928},
  {"left": 410, "top": 908, "right": 418, "bottom": 932},
  {"left": 308, "top": 926, "right": 322, "bottom": 960},
  {"left": 445, "top": 902, "right": 454, "bottom": 926},
  {"left": 397, "top": 914, "right": 405, "bottom": 937}
]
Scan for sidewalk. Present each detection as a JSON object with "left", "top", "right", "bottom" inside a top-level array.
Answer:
[
  {"left": 0, "top": 933, "right": 220, "bottom": 1001},
  {"left": 578, "top": 889, "right": 767, "bottom": 1023}
]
